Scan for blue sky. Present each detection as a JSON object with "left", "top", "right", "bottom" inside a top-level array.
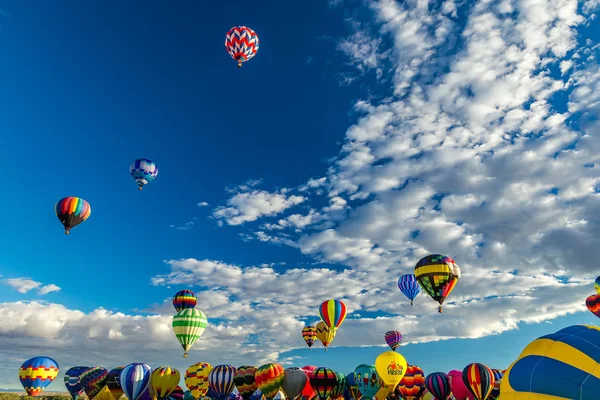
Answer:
[{"left": 0, "top": 0, "right": 599, "bottom": 392}]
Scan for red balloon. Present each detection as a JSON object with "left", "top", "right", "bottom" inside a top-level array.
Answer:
[
  {"left": 586, "top": 294, "right": 600, "bottom": 318},
  {"left": 301, "top": 366, "right": 317, "bottom": 400}
]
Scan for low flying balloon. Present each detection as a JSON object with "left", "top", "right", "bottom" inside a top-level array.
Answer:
[
  {"left": 500, "top": 324, "right": 600, "bottom": 399},
  {"left": 173, "top": 290, "right": 197, "bottom": 312},
  {"left": 151, "top": 367, "right": 181, "bottom": 399},
  {"left": 225, "top": 26, "right": 259, "bottom": 67},
  {"left": 354, "top": 364, "right": 382, "bottom": 400},
  {"left": 384, "top": 331, "right": 403, "bottom": 351},
  {"left": 319, "top": 299, "right": 347, "bottom": 331},
  {"left": 130, "top": 158, "right": 158, "bottom": 190},
  {"left": 586, "top": 294, "right": 600, "bottom": 318},
  {"left": 301, "top": 366, "right": 317, "bottom": 400},
  {"left": 315, "top": 321, "right": 336, "bottom": 350},
  {"left": 424, "top": 372, "right": 451, "bottom": 400},
  {"left": 414, "top": 254, "right": 461, "bottom": 313},
  {"left": 19, "top": 357, "right": 59, "bottom": 397},
  {"left": 595, "top": 276, "right": 600, "bottom": 295},
  {"left": 64, "top": 366, "right": 88, "bottom": 400},
  {"left": 255, "top": 363, "right": 285, "bottom": 400},
  {"left": 396, "top": 365, "right": 425, "bottom": 400},
  {"left": 462, "top": 364, "right": 494, "bottom": 400},
  {"left": 282, "top": 368, "right": 308, "bottom": 400},
  {"left": 448, "top": 370, "right": 473, "bottom": 400},
  {"left": 487, "top": 369, "right": 504, "bottom": 400},
  {"left": 398, "top": 274, "right": 421, "bottom": 305},
  {"left": 97, "top": 386, "right": 114, "bottom": 400},
  {"left": 55, "top": 197, "right": 91, "bottom": 234},
  {"left": 309, "top": 368, "right": 339, "bottom": 400},
  {"left": 185, "top": 362, "right": 212, "bottom": 400},
  {"left": 121, "top": 363, "right": 152, "bottom": 400},
  {"left": 168, "top": 386, "right": 184, "bottom": 400},
  {"left": 329, "top": 372, "right": 346, "bottom": 400},
  {"left": 208, "top": 365, "right": 237, "bottom": 399},
  {"left": 375, "top": 351, "right": 408, "bottom": 399},
  {"left": 173, "top": 308, "right": 208, "bottom": 358},
  {"left": 235, "top": 366, "right": 258, "bottom": 400},
  {"left": 80, "top": 367, "right": 109, "bottom": 400},
  {"left": 302, "top": 326, "right": 317, "bottom": 349},
  {"left": 345, "top": 372, "right": 360, "bottom": 400},
  {"left": 107, "top": 367, "right": 125, "bottom": 400}
]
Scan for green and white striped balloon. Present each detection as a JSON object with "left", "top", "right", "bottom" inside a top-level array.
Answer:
[{"left": 172, "top": 308, "right": 208, "bottom": 358}]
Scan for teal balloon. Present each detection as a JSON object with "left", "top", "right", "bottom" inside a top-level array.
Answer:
[
  {"left": 353, "top": 365, "right": 382, "bottom": 400},
  {"left": 184, "top": 391, "right": 196, "bottom": 400}
]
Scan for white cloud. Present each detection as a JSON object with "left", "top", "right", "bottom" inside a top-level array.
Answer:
[
  {"left": 38, "top": 284, "right": 61, "bottom": 295},
  {"left": 197, "top": 202, "right": 209, "bottom": 207},
  {"left": 3, "top": 278, "right": 61, "bottom": 296}
]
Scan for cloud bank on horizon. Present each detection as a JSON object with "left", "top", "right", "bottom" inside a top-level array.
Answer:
[{"left": 1, "top": 0, "right": 599, "bottom": 389}]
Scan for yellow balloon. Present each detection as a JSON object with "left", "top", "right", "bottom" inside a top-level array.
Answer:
[
  {"left": 96, "top": 386, "right": 115, "bottom": 400},
  {"left": 316, "top": 321, "right": 336, "bottom": 350},
  {"left": 185, "top": 362, "right": 212, "bottom": 399},
  {"left": 374, "top": 351, "right": 408, "bottom": 387},
  {"left": 151, "top": 366, "right": 181, "bottom": 399}
]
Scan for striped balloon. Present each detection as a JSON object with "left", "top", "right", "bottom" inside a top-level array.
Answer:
[
  {"left": 107, "top": 367, "right": 125, "bottom": 400},
  {"left": 121, "top": 363, "right": 152, "bottom": 400},
  {"left": 172, "top": 308, "right": 208, "bottom": 358},
  {"left": 384, "top": 331, "right": 403, "bottom": 351},
  {"left": 302, "top": 326, "right": 317, "bottom": 349},
  {"left": 319, "top": 300, "right": 347, "bottom": 330},
  {"left": 486, "top": 369, "right": 504, "bottom": 400},
  {"left": 414, "top": 254, "right": 461, "bottom": 313},
  {"left": 398, "top": 274, "right": 422, "bottom": 305},
  {"left": 185, "top": 363, "right": 212, "bottom": 400},
  {"left": 80, "top": 367, "right": 109, "bottom": 400},
  {"left": 595, "top": 276, "right": 600, "bottom": 295},
  {"left": 462, "top": 363, "right": 494, "bottom": 400},
  {"left": 255, "top": 363, "right": 285, "bottom": 400},
  {"left": 396, "top": 365, "right": 426, "bottom": 400},
  {"left": 424, "top": 372, "right": 451, "bottom": 400},
  {"left": 168, "top": 386, "right": 184, "bottom": 400},
  {"left": 234, "top": 366, "right": 258, "bottom": 400},
  {"left": 130, "top": 158, "right": 158, "bottom": 190},
  {"left": 225, "top": 26, "right": 259, "bottom": 67},
  {"left": 586, "top": 294, "right": 600, "bottom": 318},
  {"left": 329, "top": 372, "right": 346, "bottom": 400},
  {"left": 19, "top": 357, "right": 60, "bottom": 397},
  {"left": 55, "top": 197, "right": 91, "bottom": 234},
  {"left": 64, "top": 366, "right": 88, "bottom": 400},
  {"left": 309, "top": 368, "right": 339, "bottom": 400},
  {"left": 500, "top": 324, "right": 600, "bottom": 399},
  {"left": 151, "top": 367, "right": 181, "bottom": 399},
  {"left": 208, "top": 365, "right": 237, "bottom": 399},
  {"left": 173, "top": 290, "right": 197, "bottom": 312}
]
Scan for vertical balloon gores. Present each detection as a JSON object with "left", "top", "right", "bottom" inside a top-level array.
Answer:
[{"left": 173, "top": 308, "right": 208, "bottom": 358}]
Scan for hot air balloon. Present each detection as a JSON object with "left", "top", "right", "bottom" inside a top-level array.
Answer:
[
  {"left": 424, "top": 372, "right": 451, "bottom": 400},
  {"left": 282, "top": 368, "right": 308, "bottom": 400},
  {"left": 235, "top": 366, "right": 258, "bottom": 400},
  {"left": 396, "top": 365, "right": 425, "bottom": 400},
  {"left": 97, "top": 386, "right": 115, "bottom": 400},
  {"left": 595, "top": 276, "right": 600, "bottom": 295},
  {"left": 302, "top": 326, "right": 317, "bottom": 349},
  {"left": 384, "top": 331, "right": 403, "bottom": 351},
  {"left": 173, "top": 290, "right": 197, "bottom": 312},
  {"left": 487, "top": 369, "right": 504, "bottom": 400},
  {"left": 185, "top": 363, "right": 212, "bottom": 400},
  {"left": 184, "top": 391, "right": 195, "bottom": 400},
  {"left": 169, "top": 386, "right": 184, "bottom": 400},
  {"left": 80, "top": 367, "right": 109, "bottom": 400},
  {"left": 107, "top": 367, "right": 125, "bottom": 400},
  {"left": 55, "top": 197, "right": 91, "bottom": 234},
  {"left": 173, "top": 308, "right": 208, "bottom": 357},
  {"left": 151, "top": 367, "right": 181, "bottom": 399},
  {"left": 19, "top": 357, "right": 59, "bottom": 397},
  {"left": 354, "top": 365, "right": 382, "bottom": 400},
  {"left": 209, "top": 365, "right": 238, "bottom": 399},
  {"left": 255, "top": 363, "right": 285, "bottom": 400},
  {"left": 586, "top": 294, "right": 600, "bottom": 318},
  {"left": 64, "top": 366, "right": 88, "bottom": 400},
  {"left": 130, "top": 158, "right": 158, "bottom": 190},
  {"left": 375, "top": 351, "right": 407, "bottom": 399},
  {"left": 301, "top": 366, "right": 317, "bottom": 400},
  {"left": 345, "top": 372, "right": 360, "bottom": 400},
  {"left": 448, "top": 370, "right": 474, "bottom": 400},
  {"left": 315, "top": 321, "right": 336, "bottom": 350},
  {"left": 329, "top": 372, "right": 346, "bottom": 400},
  {"left": 319, "top": 300, "right": 347, "bottom": 331},
  {"left": 500, "top": 324, "right": 600, "bottom": 399},
  {"left": 462, "top": 364, "right": 494, "bottom": 400},
  {"left": 250, "top": 389, "right": 265, "bottom": 400},
  {"left": 414, "top": 254, "right": 461, "bottom": 313},
  {"left": 398, "top": 274, "right": 421, "bottom": 305},
  {"left": 121, "top": 363, "right": 152, "bottom": 400},
  {"left": 225, "top": 26, "right": 259, "bottom": 68},
  {"left": 309, "top": 368, "right": 339, "bottom": 400}
]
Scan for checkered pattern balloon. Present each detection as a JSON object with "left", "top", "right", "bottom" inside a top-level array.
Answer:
[{"left": 129, "top": 158, "right": 158, "bottom": 190}]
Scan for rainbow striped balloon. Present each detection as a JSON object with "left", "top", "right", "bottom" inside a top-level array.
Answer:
[
  {"left": 208, "top": 365, "right": 237, "bottom": 399},
  {"left": 54, "top": 197, "right": 91, "bottom": 234},
  {"left": 173, "top": 290, "right": 197, "bottom": 312},
  {"left": 19, "top": 356, "right": 59, "bottom": 397},
  {"left": 319, "top": 300, "right": 347, "bottom": 330},
  {"left": 462, "top": 363, "right": 494, "bottom": 400},
  {"left": 255, "top": 363, "right": 285, "bottom": 400},
  {"left": 309, "top": 367, "right": 339, "bottom": 400},
  {"left": 397, "top": 365, "right": 426, "bottom": 400},
  {"left": 234, "top": 366, "right": 258, "bottom": 400}
]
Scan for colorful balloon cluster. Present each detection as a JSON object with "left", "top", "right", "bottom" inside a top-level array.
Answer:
[{"left": 302, "top": 299, "right": 348, "bottom": 351}]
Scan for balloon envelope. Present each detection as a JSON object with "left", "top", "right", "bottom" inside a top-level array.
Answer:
[
  {"left": 225, "top": 26, "right": 259, "bottom": 67},
  {"left": 302, "top": 326, "right": 317, "bottom": 349},
  {"left": 151, "top": 366, "right": 181, "bottom": 399},
  {"left": 107, "top": 367, "right": 125, "bottom": 400},
  {"left": 448, "top": 370, "right": 474, "bottom": 400},
  {"left": 462, "top": 363, "right": 494, "bottom": 400},
  {"left": 414, "top": 254, "right": 461, "bottom": 312},
  {"left": 55, "top": 197, "right": 91, "bottom": 234},
  {"left": 185, "top": 362, "right": 212, "bottom": 400},
  {"left": 354, "top": 364, "right": 382, "bottom": 400},
  {"left": 309, "top": 368, "right": 339, "bottom": 400},
  {"left": 375, "top": 351, "right": 408, "bottom": 386},
  {"left": 397, "top": 274, "right": 421, "bottom": 305},
  {"left": 235, "top": 366, "right": 258, "bottom": 400},
  {"left": 173, "top": 308, "right": 208, "bottom": 357},
  {"left": 64, "top": 366, "right": 88, "bottom": 400},
  {"left": 130, "top": 158, "right": 158, "bottom": 189},
  {"left": 121, "top": 363, "right": 151, "bottom": 400},
  {"left": 384, "top": 331, "right": 403, "bottom": 351},
  {"left": 595, "top": 276, "right": 600, "bottom": 295},
  {"left": 255, "top": 363, "right": 285, "bottom": 400},
  {"left": 319, "top": 300, "right": 348, "bottom": 330},
  {"left": 209, "top": 365, "right": 237, "bottom": 399},
  {"left": 396, "top": 365, "right": 425, "bottom": 400},
  {"left": 586, "top": 294, "right": 600, "bottom": 318},
  {"left": 19, "top": 357, "right": 60, "bottom": 397},
  {"left": 173, "top": 290, "right": 197, "bottom": 312},
  {"left": 80, "top": 367, "right": 109, "bottom": 400},
  {"left": 424, "top": 372, "right": 450, "bottom": 400}
]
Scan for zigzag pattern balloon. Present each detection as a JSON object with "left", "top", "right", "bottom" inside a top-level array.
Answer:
[{"left": 225, "top": 26, "right": 259, "bottom": 67}]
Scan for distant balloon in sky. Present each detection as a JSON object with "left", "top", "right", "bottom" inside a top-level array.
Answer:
[
  {"left": 225, "top": 26, "right": 259, "bottom": 67},
  {"left": 398, "top": 274, "right": 421, "bottom": 305},
  {"left": 173, "top": 289, "right": 197, "bottom": 312},
  {"left": 173, "top": 308, "right": 208, "bottom": 357},
  {"left": 55, "top": 196, "right": 91, "bottom": 234},
  {"left": 384, "top": 330, "right": 403, "bottom": 351},
  {"left": 319, "top": 299, "right": 347, "bottom": 331},
  {"left": 19, "top": 356, "right": 59, "bottom": 397},
  {"left": 595, "top": 276, "right": 600, "bottom": 294},
  {"left": 130, "top": 158, "right": 158, "bottom": 190},
  {"left": 302, "top": 326, "right": 317, "bottom": 349},
  {"left": 414, "top": 254, "right": 461, "bottom": 313}
]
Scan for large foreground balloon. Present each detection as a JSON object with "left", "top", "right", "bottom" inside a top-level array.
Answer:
[
  {"left": 302, "top": 326, "right": 317, "bottom": 349},
  {"left": 309, "top": 368, "right": 339, "bottom": 400},
  {"left": 396, "top": 365, "right": 425, "bottom": 400},
  {"left": 121, "top": 363, "right": 152, "bottom": 400},
  {"left": 586, "top": 294, "right": 600, "bottom": 318},
  {"left": 107, "top": 367, "right": 125, "bottom": 400},
  {"left": 375, "top": 351, "right": 408, "bottom": 388},
  {"left": 384, "top": 331, "right": 403, "bottom": 351},
  {"left": 151, "top": 366, "right": 181, "bottom": 399},
  {"left": 414, "top": 254, "right": 461, "bottom": 312},
  {"left": 501, "top": 324, "right": 600, "bottom": 399},
  {"left": 462, "top": 363, "right": 494, "bottom": 400},
  {"left": 398, "top": 274, "right": 421, "bottom": 305},
  {"left": 282, "top": 367, "right": 308, "bottom": 400},
  {"left": 225, "top": 26, "right": 259, "bottom": 67},
  {"left": 255, "top": 363, "right": 285, "bottom": 400},
  {"left": 55, "top": 197, "right": 91, "bottom": 234},
  {"left": 448, "top": 370, "right": 473, "bottom": 400},
  {"left": 64, "top": 366, "right": 88, "bottom": 400},
  {"left": 424, "top": 372, "right": 450, "bottom": 400},
  {"left": 173, "top": 308, "right": 208, "bottom": 357},
  {"left": 80, "top": 367, "right": 109, "bottom": 400},
  {"left": 130, "top": 158, "right": 158, "bottom": 190},
  {"left": 316, "top": 321, "right": 336, "bottom": 350},
  {"left": 319, "top": 300, "right": 348, "bottom": 330},
  {"left": 354, "top": 364, "right": 382, "bottom": 400},
  {"left": 235, "top": 366, "right": 258, "bottom": 400},
  {"left": 209, "top": 365, "right": 237, "bottom": 399},
  {"left": 173, "top": 290, "right": 197, "bottom": 312},
  {"left": 185, "top": 363, "right": 212, "bottom": 400},
  {"left": 19, "top": 357, "right": 59, "bottom": 397}
]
